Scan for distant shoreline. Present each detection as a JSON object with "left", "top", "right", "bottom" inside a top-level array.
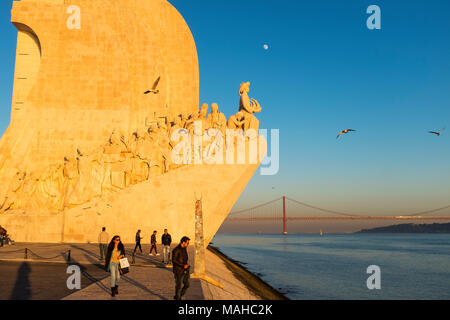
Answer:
[
  {"left": 207, "top": 245, "right": 288, "bottom": 300},
  {"left": 356, "top": 222, "right": 450, "bottom": 234}
]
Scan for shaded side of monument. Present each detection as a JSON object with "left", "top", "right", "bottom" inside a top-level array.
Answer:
[{"left": 0, "top": 0, "right": 266, "bottom": 244}]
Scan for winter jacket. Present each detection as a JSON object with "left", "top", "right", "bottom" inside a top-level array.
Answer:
[
  {"left": 161, "top": 233, "right": 172, "bottom": 246},
  {"left": 105, "top": 243, "right": 126, "bottom": 271},
  {"left": 171, "top": 244, "right": 189, "bottom": 276}
]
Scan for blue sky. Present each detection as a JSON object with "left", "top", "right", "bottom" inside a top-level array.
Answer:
[{"left": 0, "top": 0, "right": 449, "bottom": 228}]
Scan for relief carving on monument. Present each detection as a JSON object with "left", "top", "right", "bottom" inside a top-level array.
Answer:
[{"left": 0, "top": 82, "right": 262, "bottom": 214}]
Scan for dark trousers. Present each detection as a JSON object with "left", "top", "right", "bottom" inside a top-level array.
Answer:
[
  {"left": 150, "top": 243, "right": 157, "bottom": 254},
  {"left": 134, "top": 242, "right": 142, "bottom": 253},
  {"left": 99, "top": 243, "right": 108, "bottom": 260},
  {"left": 174, "top": 272, "right": 190, "bottom": 300}
]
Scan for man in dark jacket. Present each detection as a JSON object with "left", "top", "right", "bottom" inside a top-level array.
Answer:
[
  {"left": 133, "top": 230, "right": 143, "bottom": 254},
  {"left": 171, "top": 236, "right": 190, "bottom": 300},
  {"left": 161, "top": 229, "right": 172, "bottom": 264},
  {"left": 149, "top": 230, "right": 159, "bottom": 256}
]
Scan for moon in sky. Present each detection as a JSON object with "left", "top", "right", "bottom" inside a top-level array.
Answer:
[{"left": 263, "top": 44, "right": 269, "bottom": 50}]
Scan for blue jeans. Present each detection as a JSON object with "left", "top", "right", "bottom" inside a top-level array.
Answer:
[
  {"left": 163, "top": 245, "right": 170, "bottom": 264},
  {"left": 110, "top": 262, "right": 121, "bottom": 287}
]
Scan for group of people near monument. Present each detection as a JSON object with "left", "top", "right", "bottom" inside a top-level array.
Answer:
[
  {"left": 0, "top": 82, "right": 262, "bottom": 217},
  {"left": 133, "top": 229, "right": 172, "bottom": 264},
  {"left": 98, "top": 227, "right": 190, "bottom": 299},
  {"left": 0, "top": 225, "right": 14, "bottom": 247}
]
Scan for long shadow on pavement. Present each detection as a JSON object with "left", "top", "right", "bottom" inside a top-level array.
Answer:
[
  {"left": 10, "top": 262, "right": 31, "bottom": 300},
  {"left": 64, "top": 254, "right": 110, "bottom": 298},
  {"left": 121, "top": 272, "right": 168, "bottom": 300}
]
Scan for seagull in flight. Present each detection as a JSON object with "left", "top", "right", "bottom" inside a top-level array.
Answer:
[
  {"left": 144, "top": 76, "right": 160, "bottom": 94},
  {"left": 336, "top": 129, "right": 356, "bottom": 139},
  {"left": 429, "top": 128, "right": 445, "bottom": 136}
]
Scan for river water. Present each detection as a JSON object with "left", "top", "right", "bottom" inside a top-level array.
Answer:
[{"left": 212, "top": 233, "right": 450, "bottom": 299}]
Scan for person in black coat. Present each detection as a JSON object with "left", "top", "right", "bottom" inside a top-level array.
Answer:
[
  {"left": 133, "top": 230, "right": 143, "bottom": 254},
  {"left": 171, "top": 236, "right": 190, "bottom": 300},
  {"left": 149, "top": 230, "right": 159, "bottom": 256},
  {"left": 105, "top": 235, "right": 126, "bottom": 297},
  {"left": 161, "top": 229, "right": 172, "bottom": 264}
]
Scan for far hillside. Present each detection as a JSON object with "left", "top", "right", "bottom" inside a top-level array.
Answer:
[{"left": 356, "top": 223, "right": 450, "bottom": 234}]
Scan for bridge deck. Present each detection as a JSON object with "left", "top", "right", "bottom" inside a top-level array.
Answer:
[{"left": 227, "top": 216, "right": 450, "bottom": 221}]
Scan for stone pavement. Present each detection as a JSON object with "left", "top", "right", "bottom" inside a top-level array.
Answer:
[
  {"left": 0, "top": 242, "right": 202, "bottom": 300},
  {"left": 0, "top": 261, "right": 109, "bottom": 300},
  {"left": 63, "top": 264, "right": 203, "bottom": 300},
  {"left": 0, "top": 242, "right": 261, "bottom": 300}
]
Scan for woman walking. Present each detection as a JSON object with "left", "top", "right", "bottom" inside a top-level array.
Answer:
[{"left": 105, "top": 235, "right": 126, "bottom": 297}]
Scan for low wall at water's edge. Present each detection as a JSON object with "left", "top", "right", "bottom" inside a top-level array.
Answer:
[{"left": 204, "top": 246, "right": 288, "bottom": 300}]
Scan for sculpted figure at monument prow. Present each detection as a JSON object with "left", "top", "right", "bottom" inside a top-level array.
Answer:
[{"left": 238, "top": 82, "right": 262, "bottom": 131}]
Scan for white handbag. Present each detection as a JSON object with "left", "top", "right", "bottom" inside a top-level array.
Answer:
[{"left": 119, "top": 257, "right": 130, "bottom": 268}]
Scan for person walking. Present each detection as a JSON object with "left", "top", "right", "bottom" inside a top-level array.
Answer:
[
  {"left": 0, "top": 225, "right": 6, "bottom": 247},
  {"left": 172, "top": 236, "right": 191, "bottom": 300},
  {"left": 133, "top": 230, "right": 143, "bottom": 254},
  {"left": 149, "top": 230, "right": 160, "bottom": 256},
  {"left": 161, "top": 229, "right": 172, "bottom": 264},
  {"left": 105, "top": 235, "right": 125, "bottom": 297},
  {"left": 98, "top": 227, "right": 109, "bottom": 261}
]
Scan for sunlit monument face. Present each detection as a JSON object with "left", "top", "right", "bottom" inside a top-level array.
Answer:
[
  {"left": 0, "top": 0, "right": 265, "bottom": 244},
  {"left": 2, "top": 0, "right": 199, "bottom": 175}
]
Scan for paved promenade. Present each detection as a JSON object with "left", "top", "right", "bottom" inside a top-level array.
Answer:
[{"left": 0, "top": 243, "right": 260, "bottom": 300}]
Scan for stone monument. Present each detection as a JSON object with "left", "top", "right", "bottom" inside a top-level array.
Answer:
[{"left": 0, "top": 0, "right": 266, "bottom": 245}]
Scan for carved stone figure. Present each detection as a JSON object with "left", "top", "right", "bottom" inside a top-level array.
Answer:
[
  {"left": 130, "top": 129, "right": 150, "bottom": 184},
  {"left": 238, "top": 82, "right": 262, "bottom": 131},
  {"left": 206, "top": 103, "right": 227, "bottom": 133},
  {"left": 170, "top": 116, "right": 183, "bottom": 138},
  {"left": 186, "top": 103, "right": 209, "bottom": 134},
  {"left": 0, "top": 170, "right": 26, "bottom": 213},
  {"left": 37, "top": 164, "right": 65, "bottom": 212},
  {"left": 157, "top": 122, "right": 171, "bottom": 173},
  {"left": 180, "top": 113, "right": 189, "bottom": 129},
  {"left": 70, "top": 149, "right": 103, "bottom": 205},
  {"left": 17, "top": 172, "right": 46, "bottom": 212},
  {"left": 227, "top": 111, "right": 244, "bottom": 129},
  {"left": 103, "top": 130, "right": 129, "bottom": 191},
  {"left": 62, "top": 156, "right": 81, "bottom": 208}
]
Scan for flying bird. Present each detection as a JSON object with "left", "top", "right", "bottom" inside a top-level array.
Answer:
[
  {"left": 336, "top": 129, "right": 356, "bottom": 139},
  {"left": 429, "top": 128, "right": 445, "bottom": 136},
  {"left": 144, "top": 76, "right": 161, "bottom": 94}
]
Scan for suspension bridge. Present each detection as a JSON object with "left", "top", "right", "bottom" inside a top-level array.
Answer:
[{"left": 225, "top": 196, "right": 450, "bottom": 234}]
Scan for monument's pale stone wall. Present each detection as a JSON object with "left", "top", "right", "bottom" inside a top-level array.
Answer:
[
  {"left": 0, "top": 0, "right": 199, "bottom": 187},
  {"left": 0, "top": 0, "right": 265, "bottom": 244}
]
